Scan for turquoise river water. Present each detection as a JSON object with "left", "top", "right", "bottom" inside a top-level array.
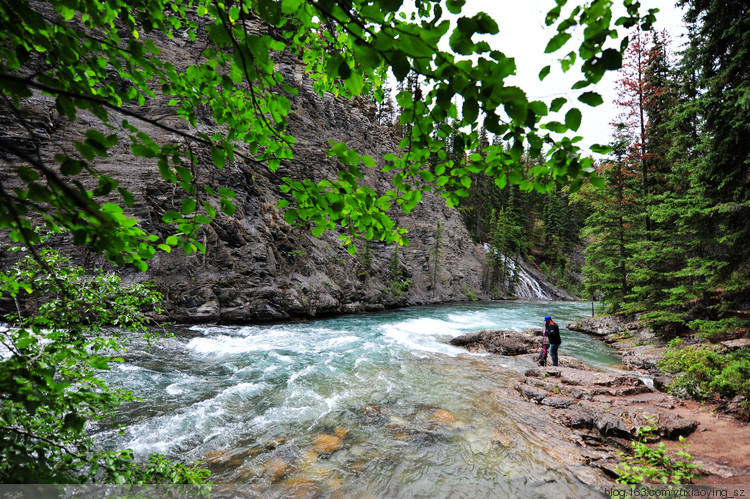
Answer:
[{"left": 95, "top": 300, "right": 622, "bottom": 497}]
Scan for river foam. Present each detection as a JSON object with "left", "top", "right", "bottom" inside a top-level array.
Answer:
[{"left": 94, "top": 301, "right": 616, "bottom": 496}]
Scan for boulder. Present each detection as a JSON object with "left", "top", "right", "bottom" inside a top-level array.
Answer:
[{"left": 449, "top": 329, "right": 540, "bottom": 355}]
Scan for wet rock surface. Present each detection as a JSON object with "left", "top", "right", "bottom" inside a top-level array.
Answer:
[
  {"left": 449, "top": 329, "right": 541, "bottom": 355},
  {"left": 449, "top": 328, "right": 590, "bottom": 369},
  {"left": 449, "top": 326, "right": 727, "bottom": 484},
  {"left": 515, "top": 367, "right": 698, "bottom": 439},
  {"left": 513, "top": 366, "right": 703, "bottom": 481}
]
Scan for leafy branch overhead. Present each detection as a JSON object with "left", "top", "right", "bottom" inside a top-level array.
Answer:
[{"left": 0, "top": 0, "right": 657, "bottom": 263}]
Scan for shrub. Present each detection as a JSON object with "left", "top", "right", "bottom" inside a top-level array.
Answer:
[
  {"left": 615, "top": 417, "right": 701, "bottom": 485},
  {"left": 0, "top": 246, "right": 211, "bottom": 484},
  {"left": 659, "top": 339, "right": 750, "bottom": 407}
]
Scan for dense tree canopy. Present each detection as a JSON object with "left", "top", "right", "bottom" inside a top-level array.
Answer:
[
  {"left": 0, "top": 0, "right": 657, "bottom": 266},
  {"left": 583, "top": 0, "right": 750, "bottom": 341}
]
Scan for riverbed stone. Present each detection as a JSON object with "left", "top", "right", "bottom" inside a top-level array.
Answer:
[
  {"left": 284, "top": 478, "right": 321, "bottom": 499},
  {"left": 312, "top": 434, "right": 344, "bottom": 453},
  {"left": 333, "top": 427, "right": 349, "bottom": 439},
  {"left": 263, "top": 458, "right": 290, "bottom": 482},
  {"left": 431, "top": 408, "right": 459, "bottom": 426}
]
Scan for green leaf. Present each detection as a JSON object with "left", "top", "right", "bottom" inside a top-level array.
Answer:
[
  {"left": 181, "top": 198, "right": 196, "bottom": 215},
  {"left": 18, "top": 166, "right": 39, "bottom": 182},
  {"left": 391, "top": 50, "right": 411, "bottom": 81},
  {"left": 544, "top": 32, "right": 571, "bottom": 53},
  {"left": 218, "top": 187, "right": 236, "bottom": 198},
  {"left": 284, "top": 209, "right": 297, "bottom": 224},
  {"left": 60, "top": 159, "right": 85, "bottom": 176},
  {"left": 538, "top": 65, "right": 551, "bottom": 81},
  {"left": 211, "top": 147, "right": 226, "bottom": 169},
  {"left": 590, "top": 175, "right": 606, "bottom": 188},
  {"left": 257, "top": 0, "right": 282, "bottom": 25},
  {"left": 360, "top": 155, "right": 376, "bottom": 168},
  {"left": 600, "top": 48, "right": 622, "bottom": 70},
  {"left": 446, "top": 0, "right": 465, "bottom": 15},
  {"left": 590, "top": 143, "right": 613, "bottom": 155},
  {"left": 565, "top": 108, "right": 582, "bottom": 131},
  {"left": 162, "top": 210, "right": 182, "bottom": 223},
  {"left": 550, "top": 97, "right": 567, "bottom": 113},
  {"left": 220, "top": 198, "right": 235, "bottom": 216},
  {"left": 118, "top": 188, "right": 135, "bottom": 207},
  {"left": 578, "top": 91, "right": 603, "bottom": 107}
]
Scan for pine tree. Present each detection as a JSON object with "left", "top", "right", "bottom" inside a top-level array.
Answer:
[
  {"left": 583, "top": 125, "right": 639, "bottom": 311},
  {"left": 668, "top": 0, "right": 750, "bottom": 338},
  {"left": 375, "top": 81, "right": 396, "bottom": 126},
  {"left": 613, "top": 27, "right": 654, "bottom": 236},
  {"left": 622, "top": 29, "right": 681, "bottom": 316}
]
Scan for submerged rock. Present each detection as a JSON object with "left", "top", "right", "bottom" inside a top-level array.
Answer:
[
  {"left": 311, "top": 433, "right": 344, "bottom": 453},
  {"left": 263, "top": 458, "right": 290, "bottom": 482}
]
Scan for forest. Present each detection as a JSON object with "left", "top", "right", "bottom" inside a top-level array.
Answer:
[{"left": 0, "top": 0, "right": 748, "bottom": 489}]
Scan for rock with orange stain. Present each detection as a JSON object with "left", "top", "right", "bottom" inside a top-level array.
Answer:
[
  {"left": 333, "top": 427, "right": 349, "bottom": 439},
  {"left": 490, "top": 430, "right": 512, "bottom": 447},
  {"left": 312, "top": 433, "right": 343, "bottom": 453},
  {"left": 297, "top": 449, "right": 319, "bottom": 465},
  {"left": 263, "top": 457, "right": 290, "bottom": 482},
  {"left": 326, "top": 479, "right": 343, "bottom": 489},
  {"left": 349, "top": 460, "right": 365, "bottom": 474},
  {"left": 362, "top": 405, "right": 382, "bottom": 417},
  {"left": 204, "top": 449, "right": 231, "bottom": 465},
  {"left": 432, "top": 408, "right": 458, "bottom": 425},
  {"left": 284, "top": 478, "right": 320, "bottom": 499}
]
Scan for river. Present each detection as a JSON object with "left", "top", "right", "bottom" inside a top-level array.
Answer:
[{"left": 95, "top": 300, "right": 620, "bottom": 497}]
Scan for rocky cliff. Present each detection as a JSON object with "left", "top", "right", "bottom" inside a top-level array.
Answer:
[{"left": 0, "top": 20, "right": 578, "bottom": 324}]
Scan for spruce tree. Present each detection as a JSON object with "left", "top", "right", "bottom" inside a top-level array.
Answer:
[
  {"left": 670, "top": 0, "right": 750, "bottom": 338},
  {"left": 622, "top": 29, "right": 680, "bottom": 316},
  {"left": 583, "top": 125, "right": 639, "bottom": 312}
]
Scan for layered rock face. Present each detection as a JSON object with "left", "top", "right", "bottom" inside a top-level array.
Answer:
[{"left": 1, "top": 21, "right": 489, "bottom": 323}]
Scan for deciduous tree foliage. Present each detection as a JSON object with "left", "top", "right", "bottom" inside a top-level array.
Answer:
[
  {"left": 0, "top": 245, "right": 211, "bottom": 484},
  {"left": 0, "top": 0, "right": 657, "bottom": 266}
]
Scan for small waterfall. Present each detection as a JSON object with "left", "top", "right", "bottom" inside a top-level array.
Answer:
[
  {"left": 483, "top": 244, "right": 553, "bottom": 300},
  {"left": 503, "top": 257, "right": 554, "bottom": 300}
]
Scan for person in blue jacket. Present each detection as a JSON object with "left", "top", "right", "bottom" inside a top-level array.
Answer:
[{"left": 544, "top": 316, "right": 561, "bottom": 366}]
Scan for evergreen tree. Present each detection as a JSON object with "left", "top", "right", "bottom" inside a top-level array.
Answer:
[
  {"left": 583, "top": 125, "right": 639, "bottom": 311},
  {"left": 622, "top": 29, "right": 681, "bottom": 316},
  {"left": 375, "top": 81, "right": 396, "bottom": 126},
  {"left": 669, "top": 0, "right": 750, "bottom": 338}
]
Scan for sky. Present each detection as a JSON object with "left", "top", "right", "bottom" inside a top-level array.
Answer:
[{"left": 446, "top": 0, "right": 688, "bottom": 154}]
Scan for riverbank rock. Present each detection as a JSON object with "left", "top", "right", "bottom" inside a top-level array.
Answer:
[
  {"left": 514, "top": 366, "right": 699, "bottom": 443},
  {"left": 449, "top": 329, "right": 591, "bottom": 369},
  {"left": 566, "top": 314, "right": 648, "bottom": 341},
  {"left": 263, "top": 458, "right": 291, "bottom": 482},
  {"left": 449, "top": 329, "right": 539, "bottom": 355}
]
